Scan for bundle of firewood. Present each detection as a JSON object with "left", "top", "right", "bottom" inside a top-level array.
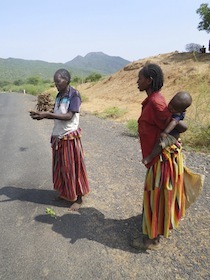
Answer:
[{"left": 36, "top": 93, "right": 54, "bottom": 112}]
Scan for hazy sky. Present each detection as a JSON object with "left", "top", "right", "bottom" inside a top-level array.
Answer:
[{"left": 0, "top": 0, "right": 209, "bottom": 63}]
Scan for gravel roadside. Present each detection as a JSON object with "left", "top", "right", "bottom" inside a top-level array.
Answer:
[
  {"left": 2, "top": 93, "right": 209, "bottom": 280},
  {"left": 80, "top": 112, "right": 210, "bottom": 280}
]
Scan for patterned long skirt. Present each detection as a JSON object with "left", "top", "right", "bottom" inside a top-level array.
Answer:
[
  {"left": 142, "top": 144, "right": 186, "bottom": 239},
  {"left": 51, "top": 129, "right": 90, "bottom": 201}
]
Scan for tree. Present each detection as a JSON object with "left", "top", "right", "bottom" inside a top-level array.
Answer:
[
  {"left": 0, "top": 80, "right": 10, "bottom": 87},
  {"left": 26, "top": 76, "right": 41, "bottom": 85},
  {"left": 185, "top": 43, "right": 202, "bottom": 52},
  {"left": 72, "top": 76, "right": 82, "bottom": 84},
  {"left": 196, "top": 3, "right": 210, "bottom": 33},
  {"left": 13, "top": 79, "right": 24, "bottom": 86},
  {"left": 84, "top": 73, "right": 102, "bottom": 83}
]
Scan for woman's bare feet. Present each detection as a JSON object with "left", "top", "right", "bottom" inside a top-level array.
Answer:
[
  {"left": 130, "top": 234, "right": 160, "bottom": 250},
  {"left": 68, "top": 196, "right": 83, "bottom": 211}
]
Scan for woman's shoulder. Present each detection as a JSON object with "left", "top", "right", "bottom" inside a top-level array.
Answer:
[
  {"left": 69, "top": 86, "right": 81, "bottom": 98},
  {"left": 148, "top": 92, "right": 168, "bottom": 114},
  {"left": 149, "top": 91, "right": 167, "bottom": 105}
]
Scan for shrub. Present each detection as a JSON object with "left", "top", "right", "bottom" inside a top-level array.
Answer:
[
  {"left": 97, "top": 106, "right": 127, "bottom": 119},
  {"left": 26, "top": 76, "right": 41, "bottom": 85},
  {"left": 72, "top": 76, "right": 82, "bottom": 84},
  {"left": 85, "top": 73, "right": 102, "bottom": 83},
  {"left": 13, "top": 79, "right": 24, "bottom": 86},
  {"left": 126, "top": 119, "right": 138, "bottom": 137},
  {"left": 185, "top": 43, "right": 202, "bottom": 52}
]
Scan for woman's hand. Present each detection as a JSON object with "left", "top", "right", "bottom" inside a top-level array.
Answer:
[
  {"left": 29, "top": 111, "right": 47, "bottom": 120},
  {"left": 160, "top": 132, "right": 168, "bottom": 138}
]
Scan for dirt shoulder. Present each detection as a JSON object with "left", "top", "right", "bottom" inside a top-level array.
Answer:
[{"left": 80, "top": 113, "right": 210, "bottom": 280}]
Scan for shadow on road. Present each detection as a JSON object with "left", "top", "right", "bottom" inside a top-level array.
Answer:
[
  {"left": 0, "top": 186, "right": 146, "bottom": 254},
  {"left": 35, "top": 207, "right": 145, "bottom": 254},
  {"left": 0, "top": 185, "right": 70, "bottom": 207}
]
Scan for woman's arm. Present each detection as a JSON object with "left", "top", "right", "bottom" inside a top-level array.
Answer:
[
  {"left": 30, "top": 111, "right": 74, "bottom": 120},
  {"left": 162, "top": 119, "right": 178, "bottom": 134}
]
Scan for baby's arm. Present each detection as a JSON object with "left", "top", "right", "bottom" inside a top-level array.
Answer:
[
  {"left": 142, "top": 117, "right": 187, "bottom": 166},
  {"left": 161, "top": 119, "right": 187, "bottom": 140},
  {"left": 161, "top": 118, "right": 178, "bottom": 137}
]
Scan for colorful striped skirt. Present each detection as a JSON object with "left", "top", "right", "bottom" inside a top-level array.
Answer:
[
  {"left": 51, "top": 128, "right": 90, "bottom": 202},
  {"left": 142, "top": 144, "right": 186, "bottom": 239}
]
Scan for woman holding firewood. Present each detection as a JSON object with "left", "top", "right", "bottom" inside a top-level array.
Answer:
[{"left": 30, "top": 68, "right": 90, "bottom": 211}]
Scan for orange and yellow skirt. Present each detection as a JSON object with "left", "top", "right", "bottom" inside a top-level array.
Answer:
[{"left": 142, "top": 144, "right": 186, "bottom": 239}]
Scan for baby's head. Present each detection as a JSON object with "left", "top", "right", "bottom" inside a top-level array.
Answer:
[{"left": 168, "top": 91, "right": 192, "bottom": 113}]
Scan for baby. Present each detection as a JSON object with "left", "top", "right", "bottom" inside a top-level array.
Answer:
[{"left": 142, "top": 91, "right": 192, "bottom": 165}]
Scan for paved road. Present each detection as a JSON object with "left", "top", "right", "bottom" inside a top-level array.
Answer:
[{"left": 0, "top": 92, "right": 209, "bottom": 280}]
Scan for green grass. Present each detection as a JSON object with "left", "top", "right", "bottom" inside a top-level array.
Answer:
[
  {"left": 2, "top": 83, "right": 52, "bottom": 96},
  {"left": 182, "top": 120, "right": 210, "bottom": 152},
  {"left": 183, "top": 75, "right": 210, "bottom": 151},
  {"left": 97, "top": 106, "right": 127, "bottom": 119},
  {"left": 126, "top": 119, "right": 138, "bottom": 137}
]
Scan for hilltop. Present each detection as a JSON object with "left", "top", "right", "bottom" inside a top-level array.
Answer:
[
  {"left": 65, "top": 52, "right": 130, "bottom": 75},
  {"left": 78, "top": 51, "right": 210, "bottom": 124}
]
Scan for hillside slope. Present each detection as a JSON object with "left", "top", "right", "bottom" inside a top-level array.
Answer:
[
  {"left": 78, "top": 52, "right": 210, "bottom": 123},
  {"left": 0, "top": 52, "right": 130, "bottom": 82},
  {"left": 0, "top": 58, "right": 64, "bottom": 82}
]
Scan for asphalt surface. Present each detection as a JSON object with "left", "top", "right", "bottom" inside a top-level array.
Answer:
[{"left": 0, "top": 92, "right": 209, "bottom": 280}]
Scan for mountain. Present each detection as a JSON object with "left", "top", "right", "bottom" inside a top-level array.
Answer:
[
  {"left": 0, "top": 52, "right": 130, "bottom": 82},
  {"left": 65, "top": 52, "right": 130, "bottom": 75},
  {"left": 0, "top": 58, "right": 64, "bottom": 83}
]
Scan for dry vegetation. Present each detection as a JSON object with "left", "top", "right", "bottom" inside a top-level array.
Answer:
[
  {"left": 78, "top": 51, "right": 210, "bottom": 121},
  {"left": 36, "top": 92, "right": 54, "bottom": 112},
  {"left": 77, "top": 51, "right": 210, "bottom": 150}
]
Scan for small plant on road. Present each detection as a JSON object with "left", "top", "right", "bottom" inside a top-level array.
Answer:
[{"left": 45, "top": 207, "right": 57, "bottom": 218}]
